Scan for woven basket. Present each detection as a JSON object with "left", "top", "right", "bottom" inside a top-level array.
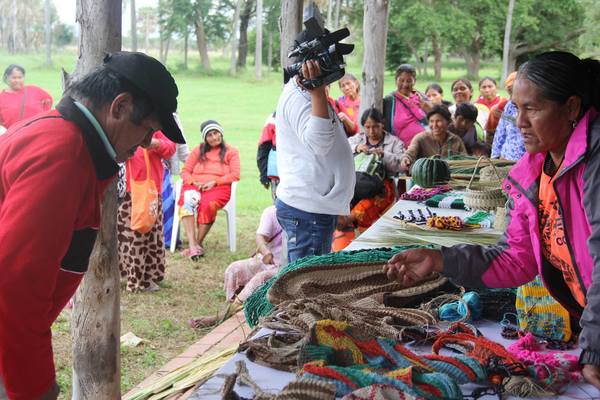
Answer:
[
  {"left": 480, "top": 164, "right": 512, "bottom": 183},
  {"left": 464, "top": 157, "right": 507, "bottom": 211},
  {"left": 494, "top": 206, "right": 507, "bottom": 231}
]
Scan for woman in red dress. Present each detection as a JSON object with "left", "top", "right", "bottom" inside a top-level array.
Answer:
[{"left": 0, "top": 64, "right": 53, "bottom": 133}]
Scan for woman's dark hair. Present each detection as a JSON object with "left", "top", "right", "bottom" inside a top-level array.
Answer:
[
  {"left": 451, "top": 78, "right": 473, "bottom": 92},
  {"left": 68, "top": 66, "right": 155, "bottom": 124},
  {"left": 454, "top": 103, "right": 479, "bottom": 122},
  {"left": 426, "top": 105, "right": 452, "bottom": 123},
  {"left": 3, "top": 64, "right": 25, "bottom": 83},
  {"left": 426, "top": 83, "right": 443, "bottom": 95},
  {"left": 478, "top": 76, "right": 497, "bottom": 88},
  {"left": 395, "top": 64, "right": 416, "bottom": 80},
  {"left": 360, "top": 107, "right": 384, "bottom": 126},
  {"left": 518, "top": 51, "right": 600, "bottom": 117}
]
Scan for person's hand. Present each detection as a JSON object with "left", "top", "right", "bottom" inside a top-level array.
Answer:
[
  {"left": 262, "top": 182, "right": 270, "bottom": 190},
  {"left": 400, "top": 157, "right": 411, "bottom": 172},
  {"left": 370, "top": 147, "right": 384, "bottom": 156},
  {"left": 356, "top": 144, "right": 369, "bottom": 153},
  {"left": 38, "top": 382, "right": 60, "bottom": 400},
  {"left": 262, "top": 252, "right": 274, "bottom": 265},
  {"left": 583, "top": 364, "right": 600, "bottom": 390},
  {"left": 300, "top": 60, "right": 326, "bottom": 93},
  {"left": 201, "top": 181, "right": 217, "bottom": 191},
  {"left": 146, "top": 138, "right": 160, "bottom": 149},
  {"left": 193, "top": 181, "right": 203, "bottom": 189},
  {"left": 384, "top": 248, "right": 444, "bottom": 286},
  {"left": 338, "top": 112, "right": 350, "bottom": 123}
]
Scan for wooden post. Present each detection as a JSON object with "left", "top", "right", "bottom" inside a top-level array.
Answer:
[
  {"left": 255, "top": 0, "right": 263, "bottom": 80},
  {"left": 359, "top": 0, "right": 389, "bottom": 122},
  {"left": 279, "top": 0, "right": 303, "bottom": 69},
  {"left": 71, "top": 1, "right": 122, "bottom": 399}
]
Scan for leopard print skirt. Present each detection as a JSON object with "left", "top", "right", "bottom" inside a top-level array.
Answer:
[{"left": 118, "top": 193, "right": 166, "bottom": 292}]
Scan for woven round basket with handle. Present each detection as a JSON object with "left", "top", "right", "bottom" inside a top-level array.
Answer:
[{"left": 464, "top": 156, "right": 507, "bottom": 211}]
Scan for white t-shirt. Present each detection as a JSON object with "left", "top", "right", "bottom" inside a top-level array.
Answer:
[{"left": 275, "top": 79, "right": 355, "bottom": 216}]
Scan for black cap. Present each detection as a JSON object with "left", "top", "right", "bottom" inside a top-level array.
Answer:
[{"left": 103, "top": 51, "right": 185, "bottom": 144}]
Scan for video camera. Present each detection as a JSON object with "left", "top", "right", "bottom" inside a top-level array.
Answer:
[{"left": 283, "top": 3, "right": 354, "bottom": 89}]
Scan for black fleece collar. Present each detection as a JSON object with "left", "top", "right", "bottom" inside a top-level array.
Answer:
[{"left": 56, "top": 96, "right": 119, "bottom": 180}]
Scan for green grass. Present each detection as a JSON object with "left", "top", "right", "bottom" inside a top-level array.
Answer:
[{"left": 2, "top": 49, "right": 505, "bottom": 398}]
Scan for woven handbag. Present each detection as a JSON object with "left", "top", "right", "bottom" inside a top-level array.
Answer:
[{"left": 463, "top": 156, "right": 507, "bottom": 211}]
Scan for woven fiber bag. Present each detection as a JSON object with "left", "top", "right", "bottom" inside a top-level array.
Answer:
[{"left": 464, "top": 156, "right": 507, "bottom": 211}]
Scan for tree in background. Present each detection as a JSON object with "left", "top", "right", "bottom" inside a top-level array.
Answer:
[
  {"left": 506, "top": 0, "right": 585, "bottom": 72},
  {"left": 137, "top": 6, "right": 157, "bottom": 53},
  {"left": 237, "top": 0, "right": 255, "bottom": 69},
  {"left": 0, "top": 0, "right": 59, "bottom": 53}
]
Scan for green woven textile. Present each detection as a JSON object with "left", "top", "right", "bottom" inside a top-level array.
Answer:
[{"left": 244, "top": 246, "right": 427, "bottom": 328}]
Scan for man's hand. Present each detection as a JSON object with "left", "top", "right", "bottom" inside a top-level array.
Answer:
[
  {"left": 383, "top": 248, "right": 444, "bottom": 286},
  {"left": 300, "top": 60, "right": 329, "bottom": 119},
  {"left": 38, "top": 382, "right": 59, "bottom": 400},
  {"left": 583, "top": 364, "right": 600, "bottom": 390},
  {"left": 400, "top": 157, "right": 411, "bottom": 172}
]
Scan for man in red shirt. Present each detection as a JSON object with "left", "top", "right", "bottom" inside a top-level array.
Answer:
[{"left": 0, "top": 52, "right": 185, "bottom": 400}]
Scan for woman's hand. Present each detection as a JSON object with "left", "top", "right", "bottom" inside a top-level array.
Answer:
[
  {"left": 400, "top": 157, "right": 411, "bottom": 172},
  {"left": 370, "top": 147, "right": 384, "bottom": 156},
  {"left": 356, "top": 144, "right": 369, "bottom": 153},
  {"left": 201, "top": 181, "right": 217, "bottom": 191},
  {"left": 262, "top": 252, "right": 274, "bottom": 265},
  {"left": 583, "top": 364, "right": 600, "bottom": 390},
  {"left": 384, "top": 248, "right": 444, "bottom": 286}
]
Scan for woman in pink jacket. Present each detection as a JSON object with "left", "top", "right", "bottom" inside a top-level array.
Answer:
[{"left": 385, "top": 51, "right": 600, "bottom": 388}]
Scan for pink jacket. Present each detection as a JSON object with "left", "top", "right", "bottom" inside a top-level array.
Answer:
[{"left": 441, "top": 108, "right": 600, "bottom": 363}]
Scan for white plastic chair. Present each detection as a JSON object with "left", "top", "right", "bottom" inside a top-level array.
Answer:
[{"left": 170, "top": 179, "right": 237, "bottom": 253}]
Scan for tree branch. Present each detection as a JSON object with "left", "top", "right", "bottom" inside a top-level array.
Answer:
[{"left": 512, "top": 28, "right": 585, "bottom": 56}]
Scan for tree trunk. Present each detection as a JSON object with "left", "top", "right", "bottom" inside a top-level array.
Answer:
[
  {"left": 334, "top": 0, "right": 341, "bottom": 29},
  {"left": 463, "top": 37, "right": 481, "bottom": 80},
  {"left": 194, "top": 10, "right": 211, "bottom": 70},
  {"left": 327, "top": 0, "right": 333, "bottom": 28},
  {"left": 183, "top": 30, "right": 188, "bottom": 70},
  {"left": 71, "top": 0, "right": 121, "bottom": 398},
  {"left": 164, "top": 35, "right": 170, "bottom": 64},
  {"left": 229, "top": 0, "right": 242, "bottom": 75},
  {"left": 237, "top": 0, "right": 253, "bottom": 69},
  {"left": 159, "top": 26, "right": 164, "bottom": 61},
  {"left": 432, "top": 34, "right": 441, "bottom": 81},
  {"left": 144, "top": 13, "right": 150, "bottom": 52},
  {"left": 279, "top": 0, "right": 303, "bottom": 69},
  {"left": 255, "top": 0, "right": 263, "bottom": 79},
  {"left": 9, "top": 0, "right": 17, "bottom": 53},
  {"left": 267, "top": 31, "right": 273, "bottom": 72},
  {"left": 130, "top": 0, "right": 137, "bottom": 51},
  {"left": 360, "top": 0, "right": 389, "bottom": 123},
  {"left": 44, "top": 0, "right": 52, "bottom": 66},
  {"left": 501, "top": 0, "right": 515, "bottom": 83}
]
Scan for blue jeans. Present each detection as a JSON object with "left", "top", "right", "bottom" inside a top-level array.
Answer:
[{"left": 275, "top": 199, "right": 337, "bottom": 263}]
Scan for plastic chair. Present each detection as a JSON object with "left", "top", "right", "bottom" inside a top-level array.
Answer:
[{"left": 169, "top": 180, "right": 237, "bottom": 253}]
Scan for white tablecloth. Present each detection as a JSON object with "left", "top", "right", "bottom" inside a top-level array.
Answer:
[{"left": 192, "top": 198, "right": 600, "bottom": 399}]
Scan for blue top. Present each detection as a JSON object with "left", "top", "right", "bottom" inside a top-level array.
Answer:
[{"left": 491, "top": 101, "right": 525, "bottom": 161}]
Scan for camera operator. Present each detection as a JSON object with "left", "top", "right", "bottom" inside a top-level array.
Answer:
[{"left": 275, "top": 53, "right": 355, "bottom": 263}]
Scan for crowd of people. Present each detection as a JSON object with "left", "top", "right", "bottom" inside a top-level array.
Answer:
[{"left": 3, "top": 45, "right": 600, "bottom": 398}]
